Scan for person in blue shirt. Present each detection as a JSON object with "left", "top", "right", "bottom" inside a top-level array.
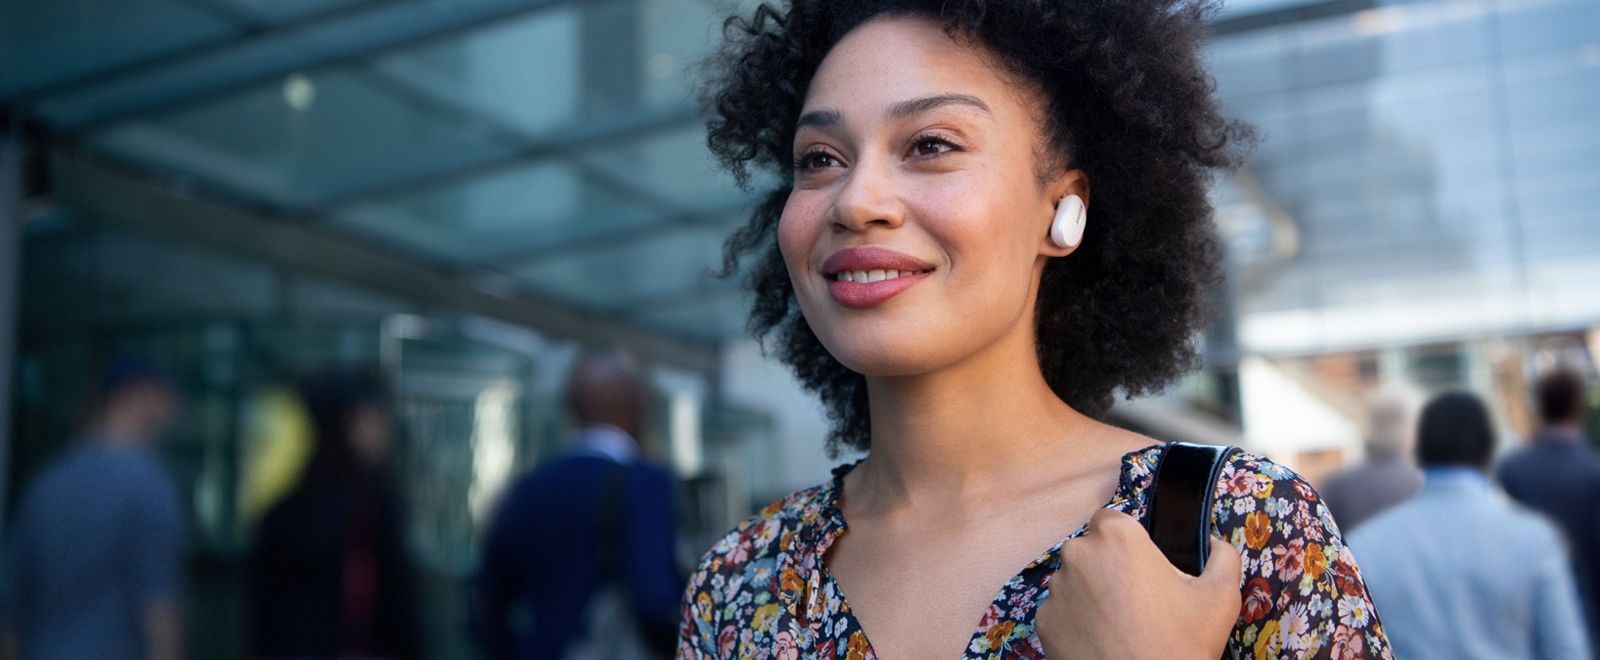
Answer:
[
  {"left": 472, "top": 352, "right": 682, "bottom": 660},
  {"left": 0, "top": 357, "right": 186, "bottom": 660},
  {"left": 1350, "top": 390, "right": 1590, "bottom": 660}
]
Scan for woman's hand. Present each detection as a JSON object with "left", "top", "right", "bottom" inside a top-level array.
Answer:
[{"left": 1037, "top": 508, "right": 1242, "bottom": 660}]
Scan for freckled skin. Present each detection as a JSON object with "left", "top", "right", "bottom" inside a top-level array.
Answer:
[{"left": 778, "top": 17, "right": 1083, "bottom": 379}]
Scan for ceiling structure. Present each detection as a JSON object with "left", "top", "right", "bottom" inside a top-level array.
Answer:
[
  {"left": 7, "top": 0, "right": 1598, "bottom": 356},
  {"left": 7, "top": 0, "right": 757, "bottom": 345}
]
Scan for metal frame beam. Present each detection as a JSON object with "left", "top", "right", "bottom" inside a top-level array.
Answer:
[
  {"left": 316, "top": 101, "right": 699, "bottom": 205},
  {"left": 486, "top": 197, "right": 749, "bottom": 268},
  {"left": 314, "top": 68, "right": 698, "bottom": 208},
  {"left": 1210, "top": 0, "right": 1377, "bottom": 35},
  {"left": 30, "top": 0, "right": 585, "bottom": 131},
  {"left": 0, "top": 117, "right": 25, "bottom": 531},
  {"left": 614, "top": 278, "right": 742, "bottom": 317},
  {"left": 3, "top": 0, "right": 414, "bottom": 104},
  {"left": 51, "top": 152, "right": 721, "bottom": 371}
]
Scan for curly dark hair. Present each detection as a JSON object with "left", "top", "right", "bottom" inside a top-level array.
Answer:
[{"left": 703, "top": 0, "right": 1252, "bottom": 456}]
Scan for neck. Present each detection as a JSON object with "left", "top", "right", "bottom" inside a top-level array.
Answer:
[
  {"left": 855, "top": 318, "right": 1114, "bottom": 507},
  {"left": 1365, "top": 446, "right": 1407, "bottom": 461},
  {"left": 96, "top": 417, "right": 150, "bottom": 448}
]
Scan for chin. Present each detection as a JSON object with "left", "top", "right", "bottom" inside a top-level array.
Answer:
[{"left": 806, "top": 312, "right": 967, "bottom": 378}]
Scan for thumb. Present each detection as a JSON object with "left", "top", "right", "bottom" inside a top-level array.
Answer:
[{"left": 1199, "top": 535, "right": 1243, "bottom": 590}]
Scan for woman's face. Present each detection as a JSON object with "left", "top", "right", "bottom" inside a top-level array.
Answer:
[{"left": 780, "top": 16, "right": 1085, "bottom": 377}]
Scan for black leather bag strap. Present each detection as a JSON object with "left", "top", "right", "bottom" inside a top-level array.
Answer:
[
  {"left": 1144, "top": 441, "right": 1240, "bottom": 575},
  {"left": 1144, "top": 441, "right": 1243, "bottom": 660}
]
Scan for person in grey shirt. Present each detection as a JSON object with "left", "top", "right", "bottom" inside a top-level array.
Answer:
[
  {"left": 1321, "top": 387, "right": 1425, "bottom": 532},
  {"left": 0, "top": 359, "right": 186, "bottom": 660},
  {"left": 1350, "top": 391, "right": 1589, "bottom": 660}
]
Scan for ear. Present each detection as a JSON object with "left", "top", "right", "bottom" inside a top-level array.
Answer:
[{"left": 1039, "top": 169, "right": 1091, "bottom": 258}]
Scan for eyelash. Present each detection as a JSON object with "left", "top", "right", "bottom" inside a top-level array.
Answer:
[
  {"left": 793, "top": 149, "right": 838, "bottom": 171},
  {"left": 790, "top": 133, "right": 964, "bottom": 171},
  {"left": 908, "top": 133, "right": 962, "bottom": 157}
]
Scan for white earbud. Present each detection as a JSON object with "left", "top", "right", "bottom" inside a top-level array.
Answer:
[{"left": 1050, "top": 194, "right": 1087, "bottom": 249}]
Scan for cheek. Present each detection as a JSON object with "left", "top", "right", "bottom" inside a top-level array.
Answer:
[
  {"left": 777, "top": 193, "right": 828, "bottom": 278},
  {"left": 912, "top": 177, "right": 1040, "bottom": 283}
]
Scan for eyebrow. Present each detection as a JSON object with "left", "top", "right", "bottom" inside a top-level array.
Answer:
[
  {"left": 887, "top": 94, "right": 991, "bottom": 120},
  {"left": 796, "top": 109, "right": 843, "bottom": 130},
  {"left": 794, "top": 94, "right": 992, "bottom": 132}
]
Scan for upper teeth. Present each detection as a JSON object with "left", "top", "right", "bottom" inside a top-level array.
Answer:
[{"left": 837, "top": 269, "right": 916, "bottom": 283}]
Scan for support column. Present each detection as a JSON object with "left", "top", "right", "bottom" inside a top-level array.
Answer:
[{"left": 0, "top": 116, "right": 24, "bottom": 526}]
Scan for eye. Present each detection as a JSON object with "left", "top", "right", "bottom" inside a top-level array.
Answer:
[
  {"left": 909, "top": 134, "right": 958, "bottom": 157},
  {"left": 793, "top": 149, "right": 842, "bottom": 170}
]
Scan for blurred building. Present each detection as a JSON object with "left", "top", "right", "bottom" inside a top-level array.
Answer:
[
  {"left": 1, "top": 0, "right": 1597, "bottom": 656},
  {"left": 1205, "top": 0, "right": 1600, "bottom": 482}
]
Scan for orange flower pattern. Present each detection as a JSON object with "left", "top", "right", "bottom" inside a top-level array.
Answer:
[{"left": 678, "top": 446, "right": 1392, "bottom": 659}]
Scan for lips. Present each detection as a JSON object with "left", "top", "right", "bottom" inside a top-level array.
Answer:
[{"left": 821, "top": 246, "right": 935, "bottom": 309}]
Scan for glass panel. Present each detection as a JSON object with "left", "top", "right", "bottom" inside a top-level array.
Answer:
[
  {"left": 511, "top": 221, "right": 741, "bottom": 310},
  {"left": 333, "top": 160, "right": 663, "bottom": 263},
  {"left": 87, "top": 67, "right": 519, "bottom": 206},
  {"left": 373, "top": 6, "right": 585, "bottom": 136},
  {"left": 577, "top": 125, "right": 746, "bottom": 209},
  {"left": 1, "top": 0, "right": 238, "bottom": 96},
  {"left": 1212, "top": 0, "right": 1600, "bottom": 353},
  {"left": 634, "top": 288, "right": 752, "bottom": 340},
  {"left": 217, "top": 0, "right": 373, "bottom": 23}
]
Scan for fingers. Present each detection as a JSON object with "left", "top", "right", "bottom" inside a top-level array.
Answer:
[
  {"left": 1084, "top": 507, "right": 1144, "bottom": 536},
  {"left": 1063, "top": 508, "right": 1167, "bottom": 568},
  {"left": 1063, "top": 508, "right": 1144, "bottom": 557},
  {"left": 1200, "top": 534, "right": 1245, "bottom": 590}
]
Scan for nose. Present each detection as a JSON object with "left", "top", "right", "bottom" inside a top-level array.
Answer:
[{"left": 830, "top": 155, "right": 905, "bottom": 233}]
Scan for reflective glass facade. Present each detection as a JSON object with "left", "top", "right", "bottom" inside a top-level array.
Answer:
[{"left": 1211, "top": 0, "right": 1600, "bottom": 354}]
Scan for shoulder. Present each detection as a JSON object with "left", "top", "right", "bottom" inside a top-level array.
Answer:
[
  {"left": 700, "top": 482, "right": 831, "bottom": 572},
  {"left": 1204, "top": 453, "right": 1394, "bottom": 658},
  {"left": 627, "top": 460, "right": 676, "bottom": 491},
  {"left": 685, "top": 481, "right": 833, "bottom": 606},
  {"left": 1209, "top": 452, "right": 1347, "bottom": 566},
  {"left": 1498, "top": 495, "right": 1569, "bottom": 546},
  {"left": 1209, "top": 452, "right": 1331, "bottom": 529},
  {"left": 1496, "top": 444, "right": 1543, "bottom": 474}
]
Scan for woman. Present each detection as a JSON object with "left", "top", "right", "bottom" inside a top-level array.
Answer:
[
  {"left": 251, "top": 374, "right": 422, "bottom": 660},
  {"left": 682, "top": 0, "right": 1391, "bottom": 658}
]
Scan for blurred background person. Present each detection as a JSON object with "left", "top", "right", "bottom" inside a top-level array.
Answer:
[
  {"left": 1320, "top": 387, "right": 1425, "bottom": 532},
  {"left": 1350, "top": 391, "right": 1590, "bottom": 660},
  {"left": 1499, "top": 368, "right": 1600, "bottom": 633},
  {"left": 0, "top": 356, "right": 186, "bottom": 660},
  {"left": 249, "top": 373, "right": 421, "bottom": 660},
  {"left": 472, "top": 351, "right": 680, "bottom": 660}
]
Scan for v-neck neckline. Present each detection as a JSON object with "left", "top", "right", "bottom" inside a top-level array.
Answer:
[{"left": 813, "top": 443, "right": 1163, "bottom": 659}]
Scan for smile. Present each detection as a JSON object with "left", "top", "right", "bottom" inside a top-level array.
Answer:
[
  {"left": 828, "top": 269, "right": 931, "bottom": 283},
  {"left": 820, "top": 247, "right": 936, "bottom": 309}
]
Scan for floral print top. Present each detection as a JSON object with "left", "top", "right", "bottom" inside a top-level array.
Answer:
[{"left": 678, "top": 445, "right": 1392, "bottom": 659}]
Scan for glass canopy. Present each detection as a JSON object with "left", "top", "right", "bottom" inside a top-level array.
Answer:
[{"left": 8, "top": 0, "right": 1598, "bottom": 350}]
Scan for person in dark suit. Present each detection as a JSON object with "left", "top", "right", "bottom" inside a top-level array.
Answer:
[
  {"left": 472, "top": 352, "right": 682, "bottom": 660},
  {"left": 1499, "top": 368, "right": 1600, "bottom": 633},
  {"left": 250, "top": 374, "right": 421, "bottom": 660}
]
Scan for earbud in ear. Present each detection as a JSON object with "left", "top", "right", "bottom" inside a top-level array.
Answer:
[{"left": 1050, "top": 194, "right": 1087, "bottom": 249}]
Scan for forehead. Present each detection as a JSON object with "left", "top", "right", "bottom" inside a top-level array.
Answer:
[{"left": 803, "top": 16, "right": 1036, "bottom": 122}]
